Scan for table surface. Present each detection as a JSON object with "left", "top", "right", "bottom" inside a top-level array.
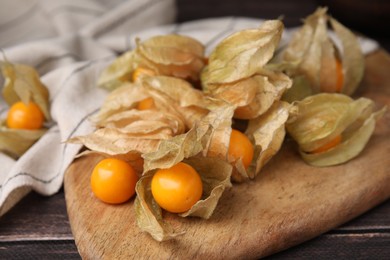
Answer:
[{"left": 1, "top": 0, "right": 390, "bottom": 259}]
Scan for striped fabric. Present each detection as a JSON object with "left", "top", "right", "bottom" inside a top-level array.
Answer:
[
  {"left": 0, "top": 0, "right": 177, "bottom": 216},
  {"left": 0, "top": 0, "right": 378, "bottom": 216}
]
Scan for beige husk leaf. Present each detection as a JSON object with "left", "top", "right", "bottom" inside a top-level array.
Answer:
[
  {"left": 137, "top": 34, "right": 206, "bottom": 80},
  {"left": 286, "top": 93, "right": 386, "bottom": 166},
  {"left": 94, "top": 76, "right": 209, "bottom": 129},
  {"left": 246, "top": 101, "right": 291, "bottom": 177},
  {"left": 68, "top": 127, "right": 162, "bottom": 156},
  {"left": 97, "top": 34, "right": 206, "bottom": 90},
  {"left": 0, "top": 120, "right": 46, "bottom": 159},
  {"left": 70, "top": 76, "right": 211, "bottom": 162},
  {"left": 280, "top": 7, "right": 364, "bottom": 97},
  {"left": 91, "top": 81, "right": 149, "bottom": 125},
  {"left": 97, "top": 50, "right": 139, "bottom": 90},
  {"left": 329, "top": 17, "right": 365, "bottom": 96},
  {"left": 201, "top": 20, "right": 291, "bottom": 119},
  {"left": 230, "top": 68, "right": 291, "bottom": 119},
  {"left": 140, "top": 76, "right": 209, "bottom": 128},
  {"left": 202, "top": 20, "right": 284, "bottom": 88},
  {"left": 134, "top": 172, "right": 184, "bottom": 241},
  {"left": 1, "top": 60, "right": 50, "bottom": 120}
]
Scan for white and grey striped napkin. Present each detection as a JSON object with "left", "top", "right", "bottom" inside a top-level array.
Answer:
[{"left": 0, "top": 0, "right": 378, "bottom": 216}]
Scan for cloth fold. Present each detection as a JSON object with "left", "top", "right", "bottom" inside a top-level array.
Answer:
[
  {"left": 0, "top": 0, "right": 177, "bottom": 216},
  {"left": 0, "top": 0, "right": 379, "bottom": 216}
]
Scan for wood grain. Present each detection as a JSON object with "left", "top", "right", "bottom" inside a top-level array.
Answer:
[
  {"left": 64, "top": 50, "right": 390, "bottom": 259},
  {"left": 0, "top": 190, "right": 73, "bottom": 241}
]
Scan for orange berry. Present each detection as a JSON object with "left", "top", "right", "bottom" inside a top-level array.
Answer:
[
  {"left": 6, "top": 101, "right": 45, "bottom": 130},
  {"left": 321, "top": 58, "right": 344, "bottom": 93},
  {"left": 311, "top": 135, "right": 342, "bottom": 154},
  {"left": 228, "top": 129, "right": 254, "bottom": 169},
  {"left": 335, "top": 59, "right": 344, "bottom": 92},
  {"left": 137, "top": 97, "right": 155, "bottom": 110},
  {"left": 151, "top": 162, "right": 203, "bottom": 213},
  {"left": 91, "top": 158, "right": 138, "bottom": 204},
  {"left": 132, "top": 67, "right": 155, "bottom": 82}
]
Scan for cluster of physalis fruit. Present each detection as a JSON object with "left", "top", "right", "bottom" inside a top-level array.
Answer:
[
  {"left": 0, "top": 8, "right": 385, "bottom": 241},
  {"left": 69, "top": 8, "right": 387, "bottom": 241}
]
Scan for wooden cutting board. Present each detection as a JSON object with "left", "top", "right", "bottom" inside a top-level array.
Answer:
[{"left": 64, "top": 50, "right": 390, "bottom": 259}]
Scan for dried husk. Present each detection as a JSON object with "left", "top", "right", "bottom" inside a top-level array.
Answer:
[
  {"left": 140, "top": 76, "right": 209, "bottom": 128},
  {"left": 1, "top": 60, "right": 51, "bottom": 120},
  {"left": 286, "top": 93, "right": 386, "bottom": 166},
  {"left": 330, "top": 17, "right": 365, "bottom": 96},
  {"left": 97, "top": 35, "right": 206, "bottom": 91},
  {"left": 142, "top": 124, "right": 210, "bottom": 173},
  {"left": 138, "top": 35, "right": 204, "bottom": 66},
  {"left": 0, "top": 120, "right": 46, "bottom": 159},
  {"left": 94, "top": 76, "right": 208, "bottom": 128},
  {"left": 202, "top": 20, "right": 284, "bottom": 89},
  {"left": 200, "top": 20, "right": 291, "bottom": 119},
  {"left": 101, "top": 110, "right": 185, "bottom": 138},
  {"left": 231, "top": 68, "right": 291, "bottom": 119},
  {"left": 280, "top": 7, "right": 364, "bottom": 96},
  {"left": 204, "top": 68, "right": 291, "bottom": 120},
  {"left": 68, "top": 127, "right": 162, "bottom": 156},
  {"left": 200, "top": 103, "right": 235, "bottom": 164},
  {"left": 92, "top": 82, "right": 148, "bottom": 125},
  {"left": 246, "top": 101, "right": 291, "bottom": 177},
  {"left": 281, "top": 75, "right": 313, "bottom": 103},
  {"left": 97, "top": 50, "right": 139, "bottom": 90},
  {"left": 137, "top": 35, "right": 206, "bottom": 81},
  {"left": 179, "top": 156, "right": 232, "bottom": 218},
  {"left": 134, "top": 172, "right": 183, "bottom": 241},
  {"left": 70, "top": 76, "right": 211, "bottom": 163},
  {"left": 69, "top": 105, "right": 185, "bottom": 157}
]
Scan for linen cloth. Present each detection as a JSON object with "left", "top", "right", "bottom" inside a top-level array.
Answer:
[{"left": 0, "top": 0, "right": 378, "bottom": 216}]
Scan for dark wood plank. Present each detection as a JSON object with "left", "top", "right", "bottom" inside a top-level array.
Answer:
[
  {"left": 269, "top": 233, "right": 390, "bottom": 259},
  {"left": 0, "top": 240, "right": 81, "bottom": 260},
  {"left": 0, "top": 189, "right": 73, "bottom": 241},
  {"left": 1, "top": 189, "right": 389, "bottom": 259},
  {"left": 335, "top": 201, "right": 390, "bottom": 232}
]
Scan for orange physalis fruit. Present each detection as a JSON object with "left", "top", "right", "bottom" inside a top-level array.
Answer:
[
  {"left": 151, "top": 162, "right": 203, "bottom": 213},
  {"left": 335, "top": 59, "right": 344, "bottom": 92},
  {"left": 136, "top": 97, "right": 155, "bottom": 110},
  {"left": 6, "top": 101, "right": 45, "bottom": 130},
  {"left": 228, "top": 129, "right": 254, "bottom": 169},
  {"left": 320, "top": 58, "right": 344, "bottom": 93},
  {"left": 132, "top": 67, "right": 155, "bottom": 82},
  {"left": 91, "top": 158, "right": 138, "bottom": 204},
  {"left": 310, "top": 135, "right": 342, "bottom": 154}
]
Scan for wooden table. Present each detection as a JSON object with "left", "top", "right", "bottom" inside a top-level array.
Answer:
[{"left": 1, "top": 0, "right": 389, "bottom": 259}]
